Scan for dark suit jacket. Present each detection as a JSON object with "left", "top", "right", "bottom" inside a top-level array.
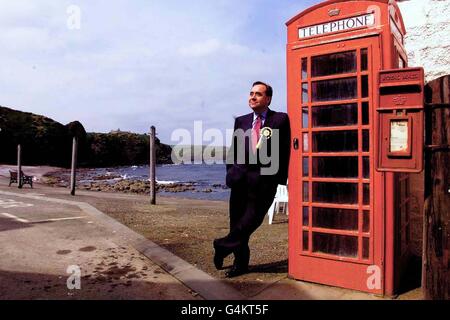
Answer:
[{"left": 226, "top": 109, "right": 291, "bottom": 189}]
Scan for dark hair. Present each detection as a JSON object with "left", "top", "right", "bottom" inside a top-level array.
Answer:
[{"left": 252, "top": 81, "right": 273, "bottom": 98}]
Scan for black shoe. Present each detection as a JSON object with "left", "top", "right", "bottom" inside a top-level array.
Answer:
[
  {"left": 213, "top": 240, "right": 229, "bottom": 270},
  {"left": 225, "top": 265, "right": 249, "bottom": 278},
  {"left": 214, "top": 249, "right": 225, "bottom": 270}
]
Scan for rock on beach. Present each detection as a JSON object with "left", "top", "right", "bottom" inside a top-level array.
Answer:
[{"left": 41, "top": 169, "right": 218, "bottom": 195}]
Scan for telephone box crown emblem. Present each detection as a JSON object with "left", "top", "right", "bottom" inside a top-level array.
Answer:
[{"left": 328, "top": 8, "right": 340, "bottom": 17}]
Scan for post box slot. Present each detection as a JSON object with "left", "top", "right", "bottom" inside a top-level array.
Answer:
[{"left": 380, "top": 84, "right": 421, "bottom": 95}]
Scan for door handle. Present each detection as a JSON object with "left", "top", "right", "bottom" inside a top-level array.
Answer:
[{"left": 293, "top": 138, "right": 299, "bottom": 150}]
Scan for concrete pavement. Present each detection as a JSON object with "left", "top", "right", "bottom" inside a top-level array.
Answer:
[
  {"left": 0, "top": 190, "right": 218, "bottom": 299},
  {"left": 0, "top": 179, "right": 422, "bottom": 300}
]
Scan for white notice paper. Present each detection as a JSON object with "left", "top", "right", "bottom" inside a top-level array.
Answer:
[{"left": 390, "top": 120, "right": 408, "bottom": 152}]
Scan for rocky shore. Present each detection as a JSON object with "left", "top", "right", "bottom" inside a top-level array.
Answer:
[{"left": 42, "top": 168, "right": 227, "bottom": 195}]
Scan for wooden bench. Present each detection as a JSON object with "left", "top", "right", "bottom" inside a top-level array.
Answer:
[{"left": 9, "top": 170, "right": 33, "bottom": 188}]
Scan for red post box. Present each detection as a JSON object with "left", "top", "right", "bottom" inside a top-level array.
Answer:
[
  {"left": 377, "top": 67, "right": 425, "bottom": 172},
  {"left": 286, "top": 0, "right": 419, "bottom": 295}
]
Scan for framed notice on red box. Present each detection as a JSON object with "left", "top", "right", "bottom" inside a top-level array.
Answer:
[{"left": 388, "top": 116, "right": 412, "bottom": 157}]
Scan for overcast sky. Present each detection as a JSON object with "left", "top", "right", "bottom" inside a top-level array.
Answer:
[{"left": 0, "top": 0, "right": 318, "bottom": 145}]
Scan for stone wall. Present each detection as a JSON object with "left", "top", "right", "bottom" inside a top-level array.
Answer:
[{"left": 397, "top": 0, "right": 450, "bottom": 82}]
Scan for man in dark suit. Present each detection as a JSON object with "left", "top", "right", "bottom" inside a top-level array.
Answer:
[{"left": 213, "top": 81, "right": 291, "bottom": 277}]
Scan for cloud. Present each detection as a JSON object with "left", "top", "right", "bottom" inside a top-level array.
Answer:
[
  {"left": 179, "top": 39, "right": 222, "bottom": 57},
  {"left": 0, "top": 0, "right": 316, "bottom": 145}
]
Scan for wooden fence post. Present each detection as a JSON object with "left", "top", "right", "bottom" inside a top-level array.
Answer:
[
  {"left": 17, "top": 144, "right": 22, "bottom": 189},
  {"left": 423, "top": 75, "right": 450, "bottom": 300},
  {"left": 149, "top": 126, "right": 156, "bottom": 205},
  {"left": 70, "top": 137, "right": 78, "bottom": 196}
]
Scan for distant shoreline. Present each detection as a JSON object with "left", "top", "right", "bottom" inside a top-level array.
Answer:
[{"left": 0, "top": 164, "right": 229, "bottom": 202}]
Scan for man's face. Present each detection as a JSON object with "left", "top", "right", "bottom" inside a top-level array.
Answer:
[{"left": 249, "top": 84, "right": 271, "bottom": 113}]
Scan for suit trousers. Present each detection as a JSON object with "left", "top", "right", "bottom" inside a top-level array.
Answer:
[{"left": 214, "top": 170, "right": 278, "bottom": 268}]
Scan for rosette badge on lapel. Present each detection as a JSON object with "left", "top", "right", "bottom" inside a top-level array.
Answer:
[{"left": 256, "top": 127, "right": 273, "bottom": 150}]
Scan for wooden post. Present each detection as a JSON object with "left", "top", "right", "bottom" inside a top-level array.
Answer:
[
  {"left": 149, "top": 126, "right": 156, "bottom": 205},
  {"left": 423, "top": 75, "right": 450, "bottom": 300},
  {"left": 70, "top": 137, "right": 78, "bottom": 196},
  {"left": 17, "top": 144, "right": 22, "bottom": 189}
]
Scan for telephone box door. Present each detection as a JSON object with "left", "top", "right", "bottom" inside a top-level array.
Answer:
[{"left": 288, "top": 36, "right": 384, "bottom": 294}]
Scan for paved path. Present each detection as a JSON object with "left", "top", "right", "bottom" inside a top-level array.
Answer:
[{"left": 0, "top": 189, "right": 243, "bottom": 300}]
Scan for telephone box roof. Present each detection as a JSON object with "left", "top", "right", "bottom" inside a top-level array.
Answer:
[{"left": 286, "top": 0, "right": 406, "bottom": 34}]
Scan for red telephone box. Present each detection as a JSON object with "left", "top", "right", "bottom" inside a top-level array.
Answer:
[{"left": 286, "top": 0, "right": 422, "bottom": 295}]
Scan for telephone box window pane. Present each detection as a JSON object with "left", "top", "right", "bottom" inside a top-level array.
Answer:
[
  {"left": 313, "top": 182, "right": 358, "bottom": 204},
  {"left": 312, "top": 77, "right": 357, "bottom": 102},
  {"left": 363, "top": 130, "right": 370, "bottom": 152},
  {"left": 362, "top": 102, "right": 369, "bottom": 125},
  {"left": 302, "top": 107, "right": 309, "bottom": 128},
  {"left": 362, "top": 237, "right": 370, "bottom": 259},
  {"left": 303, "top": 157, "right": 309, "bottom": 177},
  {"left": 313, "top": 207, "right": 358, "bottom": 231},
  {"left": 303, "top": 207, "right": 309, "bottom": 226},
  {"left": 313, "top": 157, "right": 358, "bottom": 178},
  {"left": 313, "top": 130, "right": 358, "bottom": 152},
  {"left": 301, "top": 58, "right": 308, "bottom": 80},
  {"left": 303, "top": 133, "right": 309, "bottom": 152},
  {"left": 302, "top": 83, "right": 309, "bottom": 103},
  {"left": 312, "top": 233, "right": 358, "bottom": 258},
  {"left": 363, "top": 156, "right": 370, "bottom": 178},
  {"left": 312, "top": 103, "right": 357, "bottom": 127},
  {"left": 361, "top": 49, "right": 368, "bottom": 71},
  {"left": 311, "top": 51, "right": 356, "bottom": 77},
  {"left": 361, "top": 75, "right": 369, "bottom": 98},
  {"left": 363, "top": 184, "right": 370, "bottom": 205},
  {"left": 363, "top": 210, "right": 370, "bottom": 232},
  {"left": 303, "top": 182, "right": 309, "bottom": 202},
  {"left": 303, "top": 231, "right": 309, "bottom": 251}
]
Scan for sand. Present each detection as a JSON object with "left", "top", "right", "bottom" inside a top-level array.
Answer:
[{"left": 0, "top": 165, "right": 62, "bottom": 181}]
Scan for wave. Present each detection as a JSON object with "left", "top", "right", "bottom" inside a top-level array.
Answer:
[{"left": 155, "top": 180, "right": 180, "bottom": 185}]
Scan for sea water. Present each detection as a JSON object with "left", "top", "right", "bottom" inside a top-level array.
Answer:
[{"left": 90, "top": 163, "right": 230, "bottom": 201}]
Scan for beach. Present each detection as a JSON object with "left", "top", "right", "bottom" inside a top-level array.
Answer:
[{"left": 0, "top": 165, "right": 62, "bottom": 182}]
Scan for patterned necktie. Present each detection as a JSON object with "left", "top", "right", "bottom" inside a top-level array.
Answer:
[{"left": 252, "top": 115, "right": 262, "bottom": 153}]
